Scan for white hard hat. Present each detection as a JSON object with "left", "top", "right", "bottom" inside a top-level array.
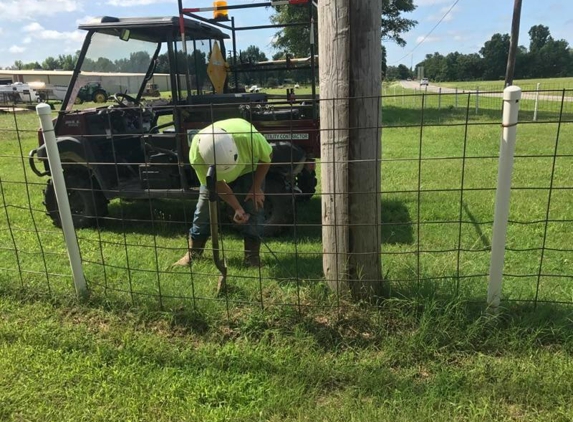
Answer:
[{"left": 197, "top": 127, "right": 239, "bottom": 176}]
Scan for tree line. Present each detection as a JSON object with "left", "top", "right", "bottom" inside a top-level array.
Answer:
[
  {"left": 4, "top": 0, "right": 417, "bottom": 84},
  {"left": 385, "top": 25, "right": 572, "bottom": 82}
]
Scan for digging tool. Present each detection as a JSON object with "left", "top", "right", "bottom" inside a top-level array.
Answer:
[{"left": 206, "top": 166, "right": 228, "bottom": 295}]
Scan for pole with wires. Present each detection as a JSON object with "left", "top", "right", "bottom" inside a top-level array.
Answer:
[{"left": 504, "top": 0, "right": 523, "bottom": 87}]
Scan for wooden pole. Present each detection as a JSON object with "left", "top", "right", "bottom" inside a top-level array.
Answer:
[
  {"left": 504, "top": 0, "right": 522, "bottom": 87},
  {"left": 318, "top": 0, "right": 382, "bottom": 299}
]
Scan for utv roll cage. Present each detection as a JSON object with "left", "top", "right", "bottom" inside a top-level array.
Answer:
[{"left": 177, "top": 0, "right": 318, "bottom": 118}]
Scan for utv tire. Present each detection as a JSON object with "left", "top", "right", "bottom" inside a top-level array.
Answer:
[
  {"left": 44, "top": 174, "right": 108, "bottom": 228},
  {"left": 225, "top": 177, "right": 294, "bottom": 237},
  {"left": 295, "top": 167, "right": 317, "bottom": 202},
  {"left": 262, "top": 177, "right": 295, "bottom": 237}
]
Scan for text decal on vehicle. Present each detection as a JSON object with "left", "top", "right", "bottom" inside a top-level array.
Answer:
[
  {"left": 65, "top": 120, "right": 80, "bottom": 127},
  {"left": 265, "top": 133, "right": 310, "bottom": 140}
]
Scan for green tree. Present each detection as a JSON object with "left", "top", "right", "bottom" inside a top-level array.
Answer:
[
  {"left": 381, "top": 0, "right": 417, "bottom": 47},
  {"left": 536, "top": 39, "right": 571, "bottom": 78},
  {"left": 94, "top": 57, "right": 116, "bottom": 72},
  {"left": 479, "top": 33, "right": 510, "bottom": 80},
  {"left": 238, "top": 45, "right": 268, "bottom": 85},
  {"left": 270, "top": 1, "right": 417, "bottom": 57},
  {"left": 58, "top": 54, "right": 76, "bottom": 70},
  {"left": 42, "top": 56, "right": 60, "bottom": 70},
  {"left": 385, "top": 65, "right": 412, "bottom": 80},
  {"left": 418, "top": 52, "right": 448, "bottom": 81},
  {"left": 396, "top": 64, "right": 411, "bottom": 80},
  {"left": 455, "top": 53, "right": 484, "bottom": 81},
  {"left": 528, "top": 25, "right": 551, "bottom": 53},
  {"left": 381, "top": 45, "right": 387, "bottom": 78}
]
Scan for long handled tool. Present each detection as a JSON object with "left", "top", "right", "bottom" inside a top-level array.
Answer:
[{"left": 206, "top": 166, "right": 227, "bottom": 295}]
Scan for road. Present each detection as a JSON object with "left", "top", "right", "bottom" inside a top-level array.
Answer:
[{"left": 398, "top": 80, "right": 571, "bottom": 103}]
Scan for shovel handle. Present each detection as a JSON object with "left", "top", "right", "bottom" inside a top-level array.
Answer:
[{"left": 206, "top": 165, "right": 217, "bottom": 202}]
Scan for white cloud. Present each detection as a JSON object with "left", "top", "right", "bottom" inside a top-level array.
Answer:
[
  {"left": 106, "top": 0, "right": 173, "bottom": 6},
  {"left": 9, "top": 45, "right": 26, "bottom": 53},
  {"left": 428, "top": 6, "right": 459, "bottom": 22},
  {"left": 0, "top": 28, "right": 3, "bottom": 35},
  {"left": 21, "top": 21, "right": 83, "bottom": 43},
  {"left": 0, "top": 0, "right": 83, "bottom": 21},
  {"left": 415, "top": 0, "right": 452, "bottom": 6},
  {"left": 447, "top": 30, "right": 470, "bottom": 42},
  {"left": 76, "top": 15, "right": 95, "bottom": 25},
  {"left": 23, "top": 22, "right": 44, "bottom": 32},
  {"left": 416, "top": 35, "right": 442, "bottom": 43},
  {"left": 23, "top": 37, "right": 32, "bottom": 44}
]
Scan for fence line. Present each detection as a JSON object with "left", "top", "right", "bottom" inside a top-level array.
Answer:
[{"left": 1, "top": 86, "right": 572, "bottom": 315}]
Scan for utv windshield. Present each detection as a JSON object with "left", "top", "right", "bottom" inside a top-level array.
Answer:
[{"left": 67, "top": 32, "right": 159, "bottom": 110}]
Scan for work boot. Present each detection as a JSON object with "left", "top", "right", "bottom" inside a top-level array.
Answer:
[
  {"left": 244, "top": 237, "right": 262, "bottom": 268},
  {"left": 172, "top": 237, "right": 208, "bottom": 266}
]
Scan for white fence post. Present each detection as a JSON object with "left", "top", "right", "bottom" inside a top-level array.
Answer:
[
  {"left": 476, "top": 86, "right": 480, "bottom": 114},
  {"left": 487, "top": 86, "right": 522, "bottom": 310},
  {"left": 533, "top": 82, "right": 540, "bottom": 122},
  {"left": 455, "top": 87, "right": 458, "bottom": 108},
  {"left": 36, "top": 103, "right": 88, "bottom": 300},
  {"left": 438, "top": 87, "right": 442, "bottom": 112}
]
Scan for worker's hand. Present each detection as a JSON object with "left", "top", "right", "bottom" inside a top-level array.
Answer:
[
  {"left": 245, "top": 186, "right": 265, "bottom": 211},
  {"left": 233, "top": 208, "right": 250, "bottom": 225}
]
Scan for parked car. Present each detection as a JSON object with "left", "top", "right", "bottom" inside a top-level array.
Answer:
[{"left": 420, "top": 78, "right": 429, "bottom": 86}]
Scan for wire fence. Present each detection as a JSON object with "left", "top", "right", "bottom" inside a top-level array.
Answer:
[{"left": 1, "top": 85, "right": 573, "bottom": 315}]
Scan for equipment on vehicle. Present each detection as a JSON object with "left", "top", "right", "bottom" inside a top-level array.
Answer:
[{"left": 28, "top": 1, "right": 319, "bottom": 236}]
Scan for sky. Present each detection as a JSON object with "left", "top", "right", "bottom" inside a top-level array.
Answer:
[{"left": 0, "top": 0, "right": 572, "bottom": 69}]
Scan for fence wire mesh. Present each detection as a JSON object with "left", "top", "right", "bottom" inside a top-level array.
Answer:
[{"left": 1, "top": 86, "right": 573, "bottom": 314}]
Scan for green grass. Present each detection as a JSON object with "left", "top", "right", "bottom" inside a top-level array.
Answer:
[
  {"left": 2, "top": 83, "right": 573, "bottom": 420},
  {"left": 1, "top": 292, "right": 573, "bottom": 421},
  {"left": 438, "top": 77, "right": 573, "bottom": 93}
]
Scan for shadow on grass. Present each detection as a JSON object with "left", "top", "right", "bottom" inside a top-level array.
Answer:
[
  {"left": 2, "top": 284, "right": 573, "bottom": 355},
  {"left": 463, "top": 201, "right": 491, "bottom": 249},
  {"left": 102, "top": 196, "right": 415, "bottom": 246}
]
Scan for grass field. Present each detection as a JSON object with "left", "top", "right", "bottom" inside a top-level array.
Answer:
[
  {"left": 435, "top": 77, "right": 573, "bottom": 94},
  {"left": 1, "top": 86, "right": 573, "bottom": 420}
]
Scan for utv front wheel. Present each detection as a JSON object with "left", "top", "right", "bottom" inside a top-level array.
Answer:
[{"left": 44, "top": 174, "right": 108, "bottom": 228}]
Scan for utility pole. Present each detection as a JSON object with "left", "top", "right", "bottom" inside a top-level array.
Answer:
[
  {"left": 318, "top": 0, "right": 382, "bottom": 300},
  {"left": 504, "top": 0, "right": 522, "bottom": 87}
]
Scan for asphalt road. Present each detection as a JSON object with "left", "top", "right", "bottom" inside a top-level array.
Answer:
[{"left": 398, "top": 80, "right": 572, "bottom": 102}]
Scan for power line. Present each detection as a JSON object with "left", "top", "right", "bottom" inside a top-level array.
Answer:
[{"left": 388, "top": 0, "right": 461, "bottom": 66}]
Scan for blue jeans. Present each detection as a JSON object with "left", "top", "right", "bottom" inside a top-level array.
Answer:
[{"left": 190, "top": 172, "right": 265, "bottom": 240}]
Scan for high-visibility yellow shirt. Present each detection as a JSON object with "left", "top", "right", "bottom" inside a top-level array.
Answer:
[{"left": 189, "top": 118, "right": 272, "bottom": 186}]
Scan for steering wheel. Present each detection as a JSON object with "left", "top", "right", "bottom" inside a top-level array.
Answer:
[{"left": 112, "top": 92, "right": 139, "bottom": 108}]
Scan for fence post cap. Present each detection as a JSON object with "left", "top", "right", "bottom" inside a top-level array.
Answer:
[
  {"left": 36, "top": 102, "right": 52, "bottom": 116},
  {"left": 503, "top": 85, "right": 522, "bottom": 101}
]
